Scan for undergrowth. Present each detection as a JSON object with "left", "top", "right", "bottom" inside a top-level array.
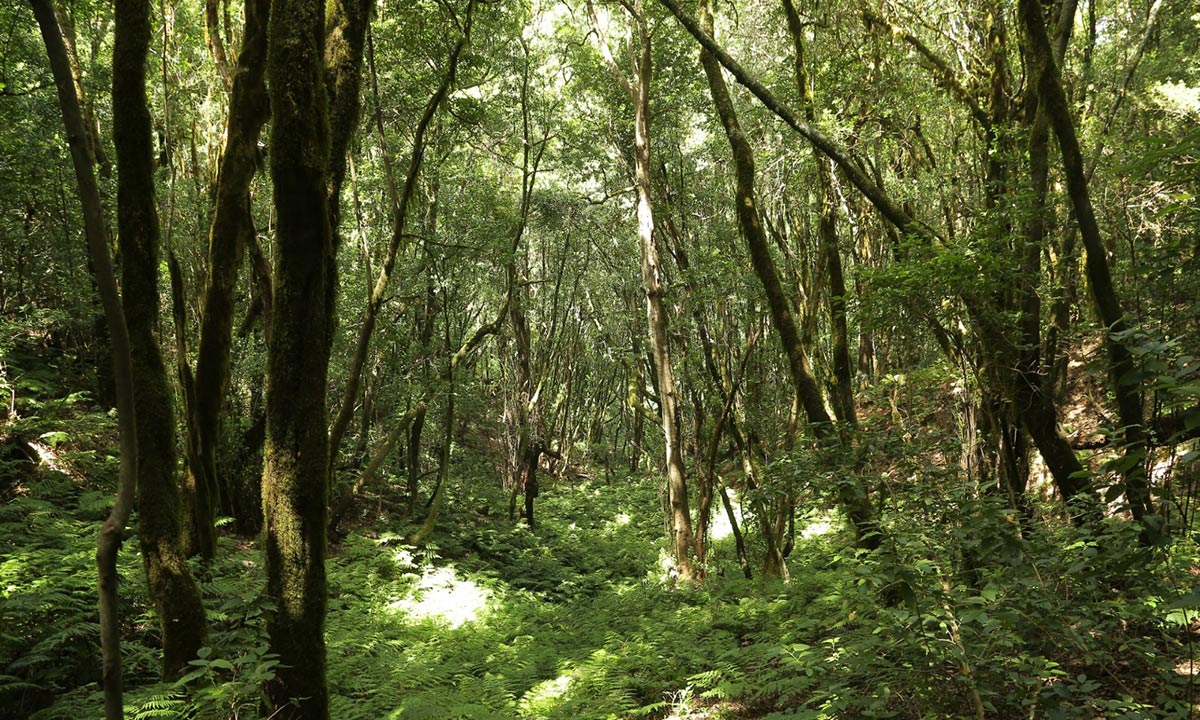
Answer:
[{"left": 2, "top": 386, "right": 1199, "bottom": 718}]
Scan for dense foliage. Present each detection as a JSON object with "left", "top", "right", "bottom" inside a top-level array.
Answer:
[{"left": 2, "top": 0, "right": 1199, "bottom": 717}]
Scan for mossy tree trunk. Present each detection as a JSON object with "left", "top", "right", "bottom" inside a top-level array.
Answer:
[
  {"left": 699, "top": 0, "right": 879, "bottom": 556},
  {"left": 262, "top": 0, "right": 334, "bottom": 714},
  {"left": 183, "top": 0, "right": 271, "bottom": 559},
  {"left": 1019, "top": 0, "right": 1153, "bottom": 526},
  {"left": 112, "top": 0, "right": 208, "bottom": 679},
  {"left": 782, "top": 0, "right": 856, "bottom": 429}
]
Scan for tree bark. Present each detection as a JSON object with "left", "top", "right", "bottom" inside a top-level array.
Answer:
[
  {"left": 31, "top": 1, "right": 138, "bottom": 714},
  {"left": 783, "top": 0, "right": 856, "bottom": 428},
  {"left": 507, "top": 36, "right": 549, "bottom": 528},
  {"left": 113, "top": 0, "right": 208, "bottom": 679},
  {"left": 262, "top": 0, "right": 334, "bottom": 714},
  {"left": 326, "top": 16, "right": 469, "bottom": 473},
  {"left": 204, "top": 0, "right": 233, "bottom": 91},
  {"left": 630, "top": 2, "right": 696, "bottom": 580},
  {"left": 1019, "top": 0, "right": 1151, "bottom": 523},
  {"left": 184, "top": 0, "right": 271, "bottom": 559},
  {"left": 699, "top": 0, "right": 879, "bottom": 553},
  {"left": 588, "top": 0, "right": 695, "bottom": 577}
]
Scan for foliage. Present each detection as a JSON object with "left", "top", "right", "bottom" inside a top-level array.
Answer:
[{"left": 5, "top": 0, "right": 1200, "bottom": 718}]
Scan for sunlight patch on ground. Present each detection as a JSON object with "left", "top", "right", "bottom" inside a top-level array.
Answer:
[
  {"left": 387, "top": 565, "right": 490, "bottom": 628},
  {"left": 28, "top": 438, "right": 82, "bottom": 481}
]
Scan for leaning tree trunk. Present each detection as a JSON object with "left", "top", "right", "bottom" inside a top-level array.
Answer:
[
  {"left": 112, "top": 0, "right": 207, "bottom": 679},
  {"left": 261, "top": 0, "right": 335, "bottom": 714},
  {"left": 325, "top": 0, "right": 442, "bottom": 474},
  {"left": 31, "top": 1, "right": 137, "bottom": 715},
  {"left": 700, "top": 0, "right": 879, "bottom": 553},
  {"left": 1020, "top": 0, "right": 1152, "bottom": 524}
]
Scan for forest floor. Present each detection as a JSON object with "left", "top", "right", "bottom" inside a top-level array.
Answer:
[{"left": 2, "top": 340, "right": 1200, "bottom": 719}]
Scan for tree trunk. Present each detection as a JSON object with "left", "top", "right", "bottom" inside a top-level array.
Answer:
[
  {"left": 32, "top": 0, "right": 138, "bottom": 714},
  {"left": 627, "top": 295, "right": 645, "bottom": 475},
  {"left": 629, "top": 3, "right": 696, "bottom": 580},
  {"left": 113, "top": 0, "right": 207, "bottom": 678},
  {"left": 1019, "top": 0, "right": 1152, "bottom": 524},
  {"left": 701, "top": 0, "right": 879, "bottom": 553},
  {"left": 408, "top": 320, "right": 457, "bottom": 545},
  {"left": 326, "top": 18, "right": 467, "bottom": 473},
  {"left": 782, "top": 0, "right": 856, "bottom": 427},
  {"left": 261, "top": 0, "right": 334, "bottom": 714},
  {"left": 184, "top": 0, "right": 270, "bottom": 560}
]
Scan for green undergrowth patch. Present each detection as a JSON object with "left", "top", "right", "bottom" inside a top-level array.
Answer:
[
  {"left": 1, "top": 481, "right": 159, "bottom": 718},
  {"left": 6, "top": 446, "right": 1200, "bottom": 719}
]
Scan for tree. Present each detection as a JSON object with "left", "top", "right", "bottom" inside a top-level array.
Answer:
[
  {"left": 260, "top": 0, "right": 336, "bottom": 713},
  {"left": 693, "top": 0, "right": 879, "bottom": 557},
  {"left": 112, "top": 0, "right": 207, "bottom": 677},
  {"left": 30, "top": 0, "right": 138, "bottom": 714},
  {"left": 182, "top": 0, "right": 272, "bottom": 556},
  {"left": 588, "top": 0, "right": 697, "bottom": 581}
]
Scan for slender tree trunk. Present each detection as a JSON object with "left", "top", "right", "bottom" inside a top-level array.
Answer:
[
  {"left": 782, "top": 0, "right": 856, "bottom": 427},
  {"left": 327, "top": 17, "right": 469, "bottom": 473},
  {"left": 1020, "top": 0, "right": 1152, "bottom": 524},
  {"left": 700, "top": 0, "right": 879, "bottom": 553},
  {"left": 629, "top": 4, "right": 696, "bottom": 580},
  {"left": 183, "top": 0, "right": 270, "bottom": 559},
  {"left": 507, "top": 38, "right": 549, "bottom": 528},
  {"left": 409, "top": 233, "right": 438, "bottom": 515},
  {"left": 32, "top": 1, "right": 137, "bottom": 714},
  {"left": 261, "top": 0, "right": 334, "bottom": 714},
  {"left": 53, "top": 1, "right": 108, "bottom": 173},
  {"left": 204, "top": 0, "right": 233, "bottom": 90},
  {"left": 113, "top": 0, "right": 207, "bottom": 679},
  {"left": 408, "top": 319, "right": 458, "bottom": 545},
  {"left": 627, "top": 297, "right": 645, "bottom": 475}
]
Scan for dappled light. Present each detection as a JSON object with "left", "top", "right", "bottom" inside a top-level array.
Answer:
[
  {"left": 3, "top": 0, "right": 1199, "bottom": 717},
  {"left": 386, "top": 565, "right": 492, "bottom": 628}
]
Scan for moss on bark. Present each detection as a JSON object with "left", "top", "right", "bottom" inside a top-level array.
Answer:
[
  {"left": 262, "top": 0, "right": 335, "bottom": 715},
  {"left": 113, "top": 0, "right": 207, "bottom": 680}
]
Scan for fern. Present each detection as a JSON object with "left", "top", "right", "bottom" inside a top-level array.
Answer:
[{"left": 131, "top": 690, "right": 192, "bottom": 720}]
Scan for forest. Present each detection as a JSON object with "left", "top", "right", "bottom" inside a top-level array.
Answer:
[{"left": 0, "top": 0, "right": 1198, "bottom": 717}]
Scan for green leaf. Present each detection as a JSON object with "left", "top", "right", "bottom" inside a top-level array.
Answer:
[{"left": 1103, "top": 484, "right": 1125, "bottom": 504}]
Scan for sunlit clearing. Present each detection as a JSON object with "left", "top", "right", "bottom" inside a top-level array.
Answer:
[
  {"left": 387, "top": 566, "right": 490, "bottom": 628},
  {"left": 801, "top": 516, "right": 835, "bottom": 539}
]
